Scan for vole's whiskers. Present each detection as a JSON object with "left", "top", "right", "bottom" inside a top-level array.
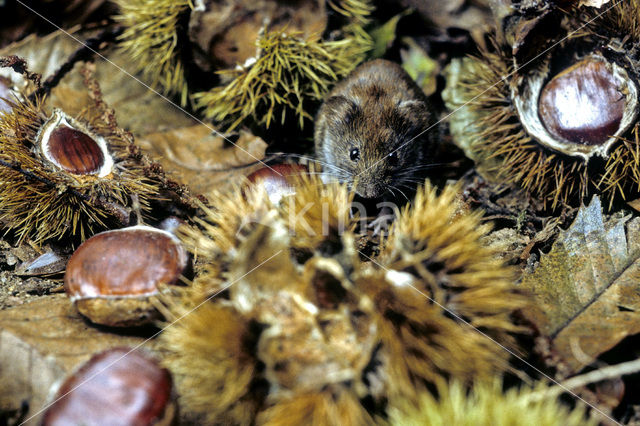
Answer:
[
  {"left": 281, "top": 153, "right": 352, "bottom": 177},
  {"left": 395, "top": 176, "right": 423, "bottom": 186},
  {"left": 397, "top": 162, "right": 452, "bottom": 173},
  {"left": 390, "top": 184, "right": 409, "bottom": 201},
  {"left": 387, "top": 187, "right": 397, "bottom": 199}
]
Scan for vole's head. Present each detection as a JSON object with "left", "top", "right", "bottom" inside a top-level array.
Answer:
[{"left": 317, "top": 94, "right": 430, "bottom": 199}]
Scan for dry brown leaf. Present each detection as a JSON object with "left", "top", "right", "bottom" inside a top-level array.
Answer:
[
  {"left": 137, "top": 125, "right": 267, "bottom": 197},
  {"left": 522, "top": 197, "right": 640, "bottom": 373},
  {"left": 0, "top": 31, "right": 195, "bottom": 135},
  {"left": 90, "top": 50, "right": 197, "bottom": 135},
  {"left": 627, "top": 197, "right": 640, "bottom": 213},
  {"left": 0, "top": 30, "right": 81, "bottom": 92},
  {"left": 0, "top": 294, "right": 157, "bottom": 424},
  {"left": 400, "top": 0, "right": 492, "bottom": 42}
]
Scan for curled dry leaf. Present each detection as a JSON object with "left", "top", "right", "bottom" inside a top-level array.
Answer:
[
  {"left": 521, "top": 197, "right": 640, "bottom": 373},
  {"left": 0, "top": 31, "right": 79, "bottom": 91},
  {"left": 401, "top": 0, "right": 492, "bottom": 42}
]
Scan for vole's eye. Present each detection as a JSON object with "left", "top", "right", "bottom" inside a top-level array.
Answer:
[
  {"left": 350, "top": 147, "right": 360, "bottom": 162},
  {"left": 388, "top": 150, "right": 399, "bottom": 166}
]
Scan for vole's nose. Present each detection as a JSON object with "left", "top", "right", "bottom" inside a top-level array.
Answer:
[{"left": 357, "top": 182, "right": 384, "bottom": 199}]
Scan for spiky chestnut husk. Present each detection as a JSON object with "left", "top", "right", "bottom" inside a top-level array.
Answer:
[
  {"left": 193, "top": 0, "right": 374, "bottom": 130},
  {"left": 114, "top": 0, "right": 373, "bottom": 128},
  {"left": 162, "top": 178, "right": 530, "bottom": 423},
  {"left": 388, "top": 379, "right": 596, "bottom": 426},
  {"left": 114, "top": 0, "right": 191, "bottom": 105},
  {"left": 160, "top": 301, "right": 259, "bottom": 424},
  {"left": 443, "top": 1, "right": 640, "bottom": 209},
  {"left": 162, "top": 219, "right": 380, "bottom": 424},
  {"left": 256, "top": 388, "right": 374, "bottom": 426},
  {"left": 0, "top": 97, "right": 157, "bottom": 243},
  {"left": 164, "top": 177, "right": 374, "bottom": 424},
  {"left": 279, "top": 171, "right": 356, "bottom": 251},
  {"left": 179, "top": 185, "right": 271, "bottom": 261},
  {"left": 178, "top": 172, "right": 356, "bottom": 280},
  {"left": 365, "top": 183, "right": 529, "bottom": 392},
  {"left": 187, "top": 0, "right": 328, "bottom": 74}
]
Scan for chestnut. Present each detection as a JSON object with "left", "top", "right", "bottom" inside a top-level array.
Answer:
[
  {"left": 443, "top": 43, "right": 640, "bottom": 208},
  {"left": 37, "top": 109, "right": 114, "bottom": 177},
  {"left": 42, "top": 347, "right": 174, "bottom": 426},
  {"left": 64, "top": 225, "right": 189, "bottom": 327},
  {"left": 513, "top": 55, "right": 637, "bottom": 160},
  {"left": 538, "top": 59, "right": 627, "bottom": 147},
  {"left": 0, "top": 97, "right": 161, "bottom": 244},
  {"left": 246, "top": 163, "right": 308, "bottom": 204}
]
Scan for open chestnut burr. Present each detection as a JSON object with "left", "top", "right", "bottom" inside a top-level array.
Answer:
[
  {"left": 0, "top": 99, "right": 159, "bottom": 243},
  {"left": 512, "top": 55, "right": 637, "bottom": 160},
  {"left": 37, "top": 109, "right": 115, "bottom": 177},
  {"left": 64, "top": 225, "right": 189, "bottom": 327},
  {"left": 42, "top": 348, "right": 174, "bottom": 426},
  {"left": 444, "top": 1, "right": 640, "bottom": 208}
]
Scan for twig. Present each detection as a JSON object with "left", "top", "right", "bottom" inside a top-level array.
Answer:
[
  {"left": 0, "top": 55, "right": 41, "bottom": 87},
  {"left": 526, "top": 358, "right": 640, "bottom": 403},
  {"left": 0, "top": 158, "right": 90, "bottom": 202}
]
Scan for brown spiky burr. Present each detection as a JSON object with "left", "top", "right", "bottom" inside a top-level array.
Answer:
[
  {"left": 160, "top": 178, "right": 530, "bottom": 423},
  {"left": 444, "top": 1, "right": 640, "bottom": 209},
  {"left": 0, "top": 97, "right": 158, "bottom": 243}
]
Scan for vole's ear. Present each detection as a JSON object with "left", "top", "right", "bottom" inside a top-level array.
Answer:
[
  {"left": 397, "top": 99, "right": 430, "bottom": 125},
  {"left": 323, "top": 96, "right": 359, "bottom": 125},
  {"left": 397, "top": 100, "right": 426, "bottom": 114}
]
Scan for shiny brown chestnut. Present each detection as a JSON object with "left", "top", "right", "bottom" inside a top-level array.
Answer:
[
  {"left": 42, "top": 347, "right": 174, "bottom": 426},
  {"left": 538, "top": 59, "right": 625, "bottom": 146},
  {"left": 36, "top": 109, "right": 114, "bottom": 177},
  {"left": 513, "top": 55, "right": 638, "bottom": 159},
  {"left": 246, "top": 163, "right": 308, "bottom": 204},
  {"left": 64, "top": 225, "right": 189, "bottom": 327}
]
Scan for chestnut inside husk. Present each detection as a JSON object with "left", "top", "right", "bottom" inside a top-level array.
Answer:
[
  {"left": 443, "top": 1, "right": 640, "bottom": 207},
  {"left": 36, "top": 109, "right": 114, "bottom": 178}
]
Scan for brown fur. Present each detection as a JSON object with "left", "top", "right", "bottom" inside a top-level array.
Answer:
[{"left": 314, "top": 59, "right": 436, "bottom": 198}]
